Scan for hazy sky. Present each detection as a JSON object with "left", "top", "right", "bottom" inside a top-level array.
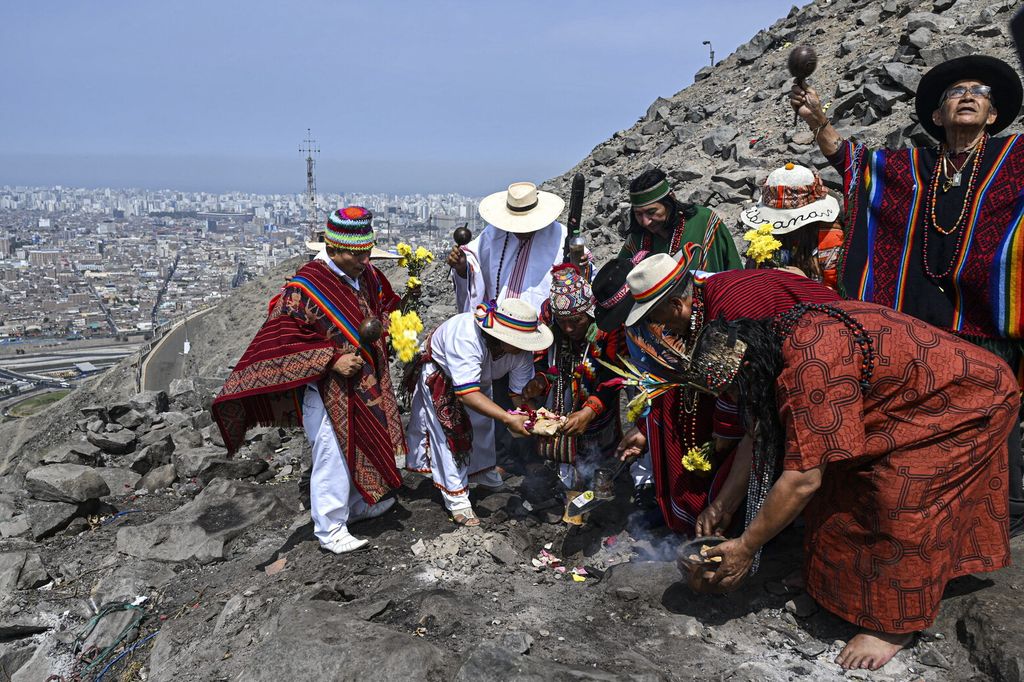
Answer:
[{"left": 1, "top": 1, "right": 799, "bottom": 196}]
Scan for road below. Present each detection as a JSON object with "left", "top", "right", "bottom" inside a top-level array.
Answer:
[{"left": 141, "top": 308, "right": 214, "bottom": 393}]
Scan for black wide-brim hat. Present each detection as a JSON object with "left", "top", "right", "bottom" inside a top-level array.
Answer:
[
  {"left": 915, "top": 55, "right": 1023, "bottom": 141},
  {"left": 592, "top": 258, "right": 635, "bottom": 332}
]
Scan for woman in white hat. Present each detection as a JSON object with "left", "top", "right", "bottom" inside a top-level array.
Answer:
[
  {"left": 404, "top": 299, "right": 553, "bottom": 526},
  {"left": 739, "top": 163, "right": 844, "bottom": 289}
]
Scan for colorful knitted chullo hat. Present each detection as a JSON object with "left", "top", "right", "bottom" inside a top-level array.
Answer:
[
  {"left": 324, "top": 206, "right": 375, "bottom": 251},
  {"left": 548, "top": 264, "right": 594, "bottom": 319}
]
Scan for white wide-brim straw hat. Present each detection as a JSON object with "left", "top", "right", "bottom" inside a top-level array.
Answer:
[
  {"left": 475, "top": 298, "right": 554, "bottom": 352},
  {"left": 739, "top": 163, "right": 840, "bottom": 235},
  {"left": 478, "top": 182, "right": 565, "bottom": 234},
  {"left": 624, "top": 244, "right": 704, "bottom": 327},
  {"left": 306, "top": 238, "right": 399, "bottom": 260}
]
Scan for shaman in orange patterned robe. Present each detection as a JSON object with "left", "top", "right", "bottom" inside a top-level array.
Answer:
[{"left": 779, "top": 301, "right": 1016, "bottom": 633}]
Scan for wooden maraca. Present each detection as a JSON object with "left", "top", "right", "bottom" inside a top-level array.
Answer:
[
  {"left": 453, "top": 224, "right": 472, "bottom": 247},
  {"left": 787, "top": 45, "right": 818, "bottom": 124},
  {"left": 358, "top": 317, "right": 383, "bottom": 346}
]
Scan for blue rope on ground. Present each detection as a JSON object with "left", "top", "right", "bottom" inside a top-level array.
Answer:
[
  {"left": 94, "top": 630, "right": 159, "bottom": 682},
  {"left": 100, "top": 510, "right": 143, "bottom": 526}
]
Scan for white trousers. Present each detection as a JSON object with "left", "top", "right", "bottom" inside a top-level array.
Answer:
[
  {"left": 631, "top": 450, "right": 653, "bottom": 488},
  {"left": 302, "top": 385, "right": 370, "bottom": 543},
  {"left": 405, "top": 363, "right": 497, "bottom": 511}
]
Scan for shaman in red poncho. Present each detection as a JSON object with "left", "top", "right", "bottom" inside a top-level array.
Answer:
[{"left": 212, "top": 257, "right": 405, "bottom": 503}]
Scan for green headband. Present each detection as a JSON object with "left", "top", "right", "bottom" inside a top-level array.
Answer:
[{"left": 629, "top": 178, "right": 672, "bottom": 207}]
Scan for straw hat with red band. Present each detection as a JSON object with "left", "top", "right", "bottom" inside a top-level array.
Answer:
[
  {"left": 624, "top": 242, "right": 704, "bottom": 327},
  {"left": 474, "top": 299, "right": 554, "bottom": 352}
]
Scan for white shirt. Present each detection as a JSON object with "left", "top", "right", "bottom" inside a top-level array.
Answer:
[
  {"left": 452, "top": 221, "right": 566, "bottom": 314},
  {"left": 428, "top": 312, "right": 534, "bottom": 395},
  {"left": 315, "top": 250, "right": 360, "bottom": 291}
]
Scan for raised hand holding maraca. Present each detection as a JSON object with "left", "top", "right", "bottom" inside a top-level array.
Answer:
[
  {"left": 447, "top": 225, "right": 472, "bottom": 278},
  {"left": 786, "top": 45, "right": 843, "bottom": 157}
]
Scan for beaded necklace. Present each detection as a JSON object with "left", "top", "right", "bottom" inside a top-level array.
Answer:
[
  {"left": 771, "top": 303, "right": 874, "bottom": 393},
  {"left": 640, "top": 212, "right": 687, "bottom": 254},
  {"left": 925, "top": 135, "right": 986, "bottom": 236},
  {"left": 494, "top": 233, "right": 511, "bottom": 296}
]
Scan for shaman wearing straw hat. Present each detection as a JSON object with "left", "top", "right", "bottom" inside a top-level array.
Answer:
[
  {"left": 213, "top": 207, "right": 412, "bottom": 554},
  {"left": 792, "top": 54, "right": 1024, "bottom": 539}
]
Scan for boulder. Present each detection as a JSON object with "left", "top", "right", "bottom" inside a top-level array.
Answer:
[
  {"left": 920, "top": 40, "right": 973, "bottom": 68},
  {"left": 881, "top": 62, "right": 923, "bottom": 94},
  {"left": 40, "top": 441, "right": 99, "bottom": 466},
  {"left": 907, "top": 26, "right": 932, "bottom": 49},
  {"left": 24, "top": 500, "right": 79, "bottom": 540},
  {"left": 114, "top": 409, "right": 147, "bottom": 431},
  {"left": 130, "top": 390, "right": 169, "bottom": 414},
  {"left": 95, "top": 467, "right": 141, "bottom": 495},
  {"left": 0, "top": 552, "right": 50, "bottom": 593},
  {"left": 128, "top": 435, "right": 175, "bottom": 474},
  {"left": 905, "top": 12, "right": 955, "bottom": 33},
  {"left": 116, "top": 478, "right": 295, "bottom": 563},
  {"left": 0, "top": 517, "right": 29, "bottom": 539},
  {"left": 136, "top": 464, "right": 177, "bottom": 492},
  {"left": 454, "top": 645, "right": 652, "bottom": 681},
  {"left": 25, "top": 464, "right": 110, "bottom": 504},
  {"left": 86, "top": 429, "right": 137, "bottom": 455},
  {"left": 195, "top": 458, "right": 267, "bottom": 486},
  {"left": 735, "top": 30, "right": 774, "bottom": 64},
  {"left": 171, "top": 428, "right": 203, "bottom": 451},
  {"left": 170, "top": 601, "right": 457, "bottom": 682},
  {"left": 701, "top": 126, "right": 738, "bottom": 157},
  {"left": 863, "top": 82, "right": 905, "bottom": 115},
  {"left": 173, "top": 447, "right": 223, "bottom": 479}
]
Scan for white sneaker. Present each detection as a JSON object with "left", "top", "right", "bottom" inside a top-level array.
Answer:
[
  {"left": 320, "top": 528, "right": 369, "bottom": 554},
  {"left": 349, "top": 497, "right": 396, "bottom": 524}
]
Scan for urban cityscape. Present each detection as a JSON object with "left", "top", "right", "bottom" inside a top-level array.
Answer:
[{"left": 0, "top": 181, "right": 483, "bottom": 402}]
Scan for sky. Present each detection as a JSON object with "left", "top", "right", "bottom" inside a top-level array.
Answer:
[{"left": 0, "top": 1, "right": 800, "bottom": 196}]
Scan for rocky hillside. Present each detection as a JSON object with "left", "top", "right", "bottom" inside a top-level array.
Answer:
[
  {"left": 543, "top": 0, "right": 1023, "bottom": 255},
  {"left": 2, "top": 1, "right": 1024, "bottom": 680}
]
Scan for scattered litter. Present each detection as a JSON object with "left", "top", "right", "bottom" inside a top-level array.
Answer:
[
  {"left": 411, "top": 539, "right": 426, "bottom": 556},
  {"left": 264, "top": 558, "right": 287, "bottom": 576},
  {"left": 414, "top": 627, "right": 427, "bottom": 637},
  {"left": 522, "top": 501, "right": 533, "bottom": 512}
]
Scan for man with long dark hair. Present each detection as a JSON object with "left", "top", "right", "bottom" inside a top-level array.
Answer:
[
  {"left": 618, "top": 168, "right": 741, "bottom": 272},
  {"left": 684, "top": 304, "right": 1017, "bottom": 671}
]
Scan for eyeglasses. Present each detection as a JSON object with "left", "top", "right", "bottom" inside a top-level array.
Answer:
[{"left": 942, "top": 84, "right": 992, "bottom": 102}]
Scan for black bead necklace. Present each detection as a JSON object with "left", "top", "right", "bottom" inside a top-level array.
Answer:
[{"left": 771, "top": 303, "right": 875, "bottom": 394}]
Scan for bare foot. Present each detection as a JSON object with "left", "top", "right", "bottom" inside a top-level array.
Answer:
[{"left": 835, "top": 630, "right": 914, "bottom": 670}]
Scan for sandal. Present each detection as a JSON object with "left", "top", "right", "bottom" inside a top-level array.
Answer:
[{"left": 452, "top": 508, "right": 481, "bottom": 527}]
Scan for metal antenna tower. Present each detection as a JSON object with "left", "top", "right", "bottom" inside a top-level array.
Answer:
[{"left": 300, "top": 129, "right": 320, "bottom": 241}]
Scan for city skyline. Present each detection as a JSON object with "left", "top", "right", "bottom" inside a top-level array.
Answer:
[{"left": 1, "top": 1, "right": 799, "bottom": 196}]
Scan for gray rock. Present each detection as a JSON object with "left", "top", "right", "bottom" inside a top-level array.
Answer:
[
  {"left": 0, "top": 644, "right": 36, "bottom": 680},
  {"left": 857, "top": 8, "right": 880, "bottom": 26},
  {"left": 701, "top": 126, "right": 738, "bottom": 157},
  {"left": 693, "top": 66, "right": 713, "bottom": 82},
  {"left": 0, "top": 552, "right": 50, "bottom": 592},
  {"left": 0, "top": 517, "right": 30, "bottom": 539},
  {"left": 86, "top": 429, "right": 136, "bottom": 455},
  {"left": 135, "top": 464, "right": 177, "bottom": 492},
  {"left": 455, "top": 645, "right": 634, "bottom": 681},
  {"left": 920, "top": 40, "right": 973, "bottom": 67},
  {"left": 24, "top": 500, "right": 79, "bottom": 540},
  {"left": 151, "top": 601, "right": 456, "bottom": 682},
  {"left": 130, "top": 390, "right": 169, "bottom": 414},
  {"left": 80, "top": 405, "right": 108, "bottom": 421},
  {"left": 128, "top": 435, "right": 174, "bottom": 474},
  {"left": 171, "top": 428, "right": 203, "bottom": 451},
  {"left": 173, "top": 446, "right": 223, "bottom": 479},
  {"left": 623, "top": 134, "right": 644, "bottom": 154},
  {"left": 905, "top": 12, "right": 955, "bottom": 33},
  {"left": 95, "top": 467, "right": 141, "bottom": 495},
  {"left": 482, "top": 535, "right": 518, "bottom": 565},
  {"left": 882, "top": 62, "right": 923, "bottom": 94},
  {"left": 592, "top": 147, "right": 617, "bottom": 166},
  {"left": 863, "top": 82, "right": 905, "bottom": 115},
  {"left": 139, "top": 425, "right": 172, "bottom": 448},
  {"left": 918, "top": 643, "right": 951, "bottom": 669},
  {"left": 735, "top": 30, "right": 774, "bottom": 64},
  {"left": 907, "top": 26, "right": 932, "bottom": 49},
  {"left": 25, "top": 464, "right": 110, "bottom": 504},
  {"left": 794, "top": 640, "right": 827, "bottom": 658},
  {"left": 116, "top": 478, "right": 294, "bottom": 563},
  {"left": 40, "top": 443, "right": 93, "bottom": 466},
  {"left": 932, "top": 0, "right": 956, "bottom": 11},
  {"left": 114, "top": 409, "right": 147, "bottom": 430},
  {"left": 194, "top": 458, "right": 267, "bottom": 485},
  {"left": 644, "top": 97, "right": 672, "bottom": 122}
]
